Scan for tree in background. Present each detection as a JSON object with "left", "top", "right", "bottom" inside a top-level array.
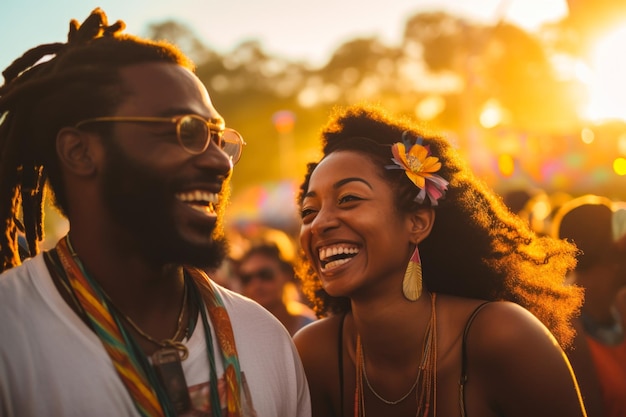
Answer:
[{"left": 142, "top": 10, "right": 626, "bottom": 225}]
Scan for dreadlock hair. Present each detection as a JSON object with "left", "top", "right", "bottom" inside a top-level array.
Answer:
[
  {"left": 0, "top": 8, "right": 195, "bottom": 272},
  {"left": 296, "top": 103, "right": 584, "bottom": 348}
]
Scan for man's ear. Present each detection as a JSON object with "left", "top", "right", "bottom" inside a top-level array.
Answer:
[
  {"left": 408, "top": 208, "right": 435, "bottom": 244},
  {"left": 56, "top": 128, "right": 99, "bottom": 176}
]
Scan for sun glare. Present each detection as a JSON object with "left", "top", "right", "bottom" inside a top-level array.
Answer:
[{"left": 584, "top": 24, "right": 626, "bottom": 122}]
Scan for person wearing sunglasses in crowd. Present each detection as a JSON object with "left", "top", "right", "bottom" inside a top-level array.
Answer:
[
  {"left": 0, "top": 9, "right": 310, "bottom": 417},
  {"left": 293, "top": 104, "right": 587, "bottom": 417},
  {"left": 237, "top": 241, "right": 316, "bottom": 336}
]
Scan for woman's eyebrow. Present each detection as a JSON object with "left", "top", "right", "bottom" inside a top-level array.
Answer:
[
  {"left": 334, "top": 177, "right": 373, "bottom": 190},
  {"left": 303, "top": 177, "right": 373, "bottom": 199}
]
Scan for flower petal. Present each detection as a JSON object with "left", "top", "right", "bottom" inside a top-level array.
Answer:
[
  {"left": 405, "top": 171, "right": 426, "bottom": 189},
  {"left": 420, "top": 157, "right": 441, "bottom": 173},
  {"left": 408, "top": 144, "right": 428, "bottom": 162},
  {"left": 391, "top": 143, "right": 410, "bottom": 170}
]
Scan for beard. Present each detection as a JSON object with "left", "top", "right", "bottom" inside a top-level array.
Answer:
[{"left": 99, "top": 139, "right": 229, "bottom": 270}]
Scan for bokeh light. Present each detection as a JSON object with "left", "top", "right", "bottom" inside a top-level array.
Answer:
[
  {"left": 614, "top": 157, "right": 626, "bottom": 176},
  {"left": 584, "top": 25, "right": 626, "bottom": 122},
  {"left": 580, "top": 127, "right": 595, "bottom": 144},
  {"left": 497, "top": 154, "right": 515, "bottom": 177}
]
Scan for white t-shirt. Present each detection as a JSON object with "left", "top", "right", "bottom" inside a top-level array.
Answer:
[{"left": 0, "top": 254, "right": 311, "bottom": 417}]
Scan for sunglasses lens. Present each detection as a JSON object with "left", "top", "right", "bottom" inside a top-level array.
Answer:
[
  {"left": 239, "top": 274, "right": 252, "bottom": 285},
  {"left": 240, "top": 268, "right": 275, "bottom": 285},
  {"left": 178, "top": 115, "right": 209, "bottom": 153},
  {"left": 258, "top": 268, "right": 275, "bottom": 281}
]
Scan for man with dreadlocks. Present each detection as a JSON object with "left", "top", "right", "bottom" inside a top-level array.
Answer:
[{"left": 0, "top": 9, "right": 310, "bottom": 417}]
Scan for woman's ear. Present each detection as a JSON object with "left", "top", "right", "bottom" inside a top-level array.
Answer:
[
  {"left": 56, "top": 127, "right": 99, "bottom": 176},
  {"left": 408, "top": 208, "right": 435, "bottom": 244}
]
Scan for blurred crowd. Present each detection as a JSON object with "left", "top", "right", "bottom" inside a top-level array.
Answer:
[{"left": 503, "top": 188, "right": 626, "bottom": 417}]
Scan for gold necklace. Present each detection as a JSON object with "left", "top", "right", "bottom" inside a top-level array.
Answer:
[
  {"left": 115, "top": 282, "right": 190, "bottom": 360},
  {"left": 362, "top": 353, "right": 419, "bottom": 404},
  {"left": 355, "top": 292, "right": 438, "bottom": 417}
]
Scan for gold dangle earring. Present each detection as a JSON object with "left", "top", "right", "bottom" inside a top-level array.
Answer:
[{"left": 402, "top": 246, "right": 422, "bottom": 301}]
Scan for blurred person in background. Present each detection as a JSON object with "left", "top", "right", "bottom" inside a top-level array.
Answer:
[
  {"left": 501, "top": 187, "right": 556, "bottom": 236},
  {"left": 502, "top": 188, "right": 534, "bottom": 218},
  {"left": 237, "top": 241, "right": 316, "bottom": 336},
  {"left": 553, "top": 194, "right": 626, "bottom": 417}
]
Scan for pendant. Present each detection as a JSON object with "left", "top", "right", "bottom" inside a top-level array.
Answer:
[
  {"left": 163, "top": 338, "right": 189, "bottom": 361},
  {"left": 152, "top": 348, "right": 192, "bottom": 414}
]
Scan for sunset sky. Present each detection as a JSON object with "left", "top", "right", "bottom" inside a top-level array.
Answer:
[{"left": 0, "top": 0, "right": 568, "bottom": 71}]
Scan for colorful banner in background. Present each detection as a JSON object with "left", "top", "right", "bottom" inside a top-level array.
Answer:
[{"left": 445, "top": 121, "right": 626, "bottom": 199}]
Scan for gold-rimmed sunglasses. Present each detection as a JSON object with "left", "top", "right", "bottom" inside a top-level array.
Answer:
[{"left": 75, "top": 114, "right": 245, "bottom": 164}]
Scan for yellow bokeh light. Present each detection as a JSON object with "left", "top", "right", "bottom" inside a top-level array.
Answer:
[
  {"left": 585, "top": 24, "right": 626, "bottom": 122},
  {"left": 532, "top": 200, "right": 551, "bottom": 222},
  {"left": 415, "top": 95, "right": 446, "bottom": 121},
  {"left": 614, "top": 157, "right": 626, "bottom": 176},
  {"left": 479, "top": 99, "right": 504, "bottom": 129},
  {"left": 618, "top": 133, "right": 626, "bottom": 155},
  {"left": 498, "top": 154, "right": 515, "bottom": 177},
  {"left": 580, "top": 127, "right": 595, "bottom": 144}
]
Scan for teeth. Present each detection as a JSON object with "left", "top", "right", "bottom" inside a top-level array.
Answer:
[
  {"left": 175, "top": 190, "right": 218, "bottom": 204},
  {"left": 188, "top": 204, "right": 212, "bottom": 214},
  {"left": 318, "top": 245, "right": 359, "bottom": 261},
  {"left": 321, "top": 258, "right": 352, "bottom": 272}
]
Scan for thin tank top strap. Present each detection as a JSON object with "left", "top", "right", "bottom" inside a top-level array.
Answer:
[
  {"left": 338, "top": 313, "right": 346, "bottom": 417},
  {"left": 459, "top": 301, "right": 491, "bottom": 417}
]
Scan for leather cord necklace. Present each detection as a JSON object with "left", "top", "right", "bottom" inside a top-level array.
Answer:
[
  {"left": 45, "top": 247, "right": 191, "bottom": 360},
  {"left": 110, "top": 282, "right": 190, "bottom": 360}
]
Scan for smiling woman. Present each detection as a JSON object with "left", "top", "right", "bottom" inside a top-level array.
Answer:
[{"left": 293, "top": 103, "right": 587, "bottom": 417}]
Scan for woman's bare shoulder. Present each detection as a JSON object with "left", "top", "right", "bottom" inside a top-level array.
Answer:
[
  {"left": 450, "top": 299, "right": 585, "bottom": 416},
  {"left": 293, "top": 314, "right": 344, "bottom": 364},
  {"left": 441, "top": 298, "right": 554, "bottom": 353},
  {"left": 293, "top": 314, "right": 344, "bottom": 415},
  {"left": 466, "top": 301, "right": 554, "bottom": 345},
  {"left": 437, "top": 296, "right": 561, "bottom": 362},
  {"left": 458, "top": 301, "right": 574, "bottom": 387}
]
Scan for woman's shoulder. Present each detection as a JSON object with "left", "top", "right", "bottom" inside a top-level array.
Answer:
[
  {"left": 443, "top": 296, "right": 567, "bottom": 376},
  {"left": 293, "top": 315, "right": 344, "bottom": 387},
  {"left": 293, "top": 314, "right": 345, "bottom": 416},
  {"left": 293, "top": 314, "right": 348, "bottom": 376},
  {"left": 437, "top": 295, "right": 558, "bottom": 354},
  {"left": 436, "top": 299, "right": 586, "bottom": 416},
  {"left": 294, "top": 314, "right": 344, "bottom": 350},
  {"left": 465, "top": 300, "right": 551, "bottom": 339}
]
